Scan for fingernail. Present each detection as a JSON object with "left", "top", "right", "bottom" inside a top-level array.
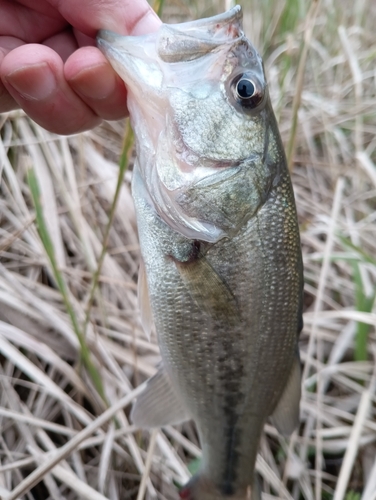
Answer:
[
  {"left": 70, "top": 64, "right": 116, "bottom": 100},
  {"left": 131, "top": 10, "right": 161, "bottom": 36},
  {"left": 5, "top": 62, "right": 56, "bottom": 101}
]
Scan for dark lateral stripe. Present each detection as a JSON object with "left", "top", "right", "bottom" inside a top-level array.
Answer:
[{"left": 220, "top": 413, "right": 241, "bottom": 495}]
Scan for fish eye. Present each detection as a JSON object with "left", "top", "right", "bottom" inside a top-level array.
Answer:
[
  {"left": 236, "top": 78, "right": 255, "bottom": 99},
  {"left": 232, "top": 74, "right": 264, "bottom": 109}
]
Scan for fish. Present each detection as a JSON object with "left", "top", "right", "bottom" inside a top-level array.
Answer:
[{"left": 97, "top": 6, "right": 303, "bottom": 500}]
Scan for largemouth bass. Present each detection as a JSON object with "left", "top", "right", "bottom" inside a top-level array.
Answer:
[{"left": 98, "top": 6, "right": 303, "bottom": 499}]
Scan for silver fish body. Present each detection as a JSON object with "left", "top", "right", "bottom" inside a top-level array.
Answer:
[{"left": 98, "top": 7, "right": 303, "bottom": 499}]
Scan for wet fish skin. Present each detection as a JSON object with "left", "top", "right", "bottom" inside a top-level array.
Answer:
[{"left": 97, "top": 6, "right": 303, "bottom": 500}]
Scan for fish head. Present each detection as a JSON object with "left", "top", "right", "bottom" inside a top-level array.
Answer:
[{"left": 97, "top": 7, "right": 285, "bottom": 242}]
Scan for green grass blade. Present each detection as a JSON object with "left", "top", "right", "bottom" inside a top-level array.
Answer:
[
  {"left": 83, "top": 121, "right": 134, "bottom": 333},
  {"left": 338, "top": 235, "right": 376, "bottom": 266},
  {"left": 351, "top": 261, "right": 376, "bottom": 361},
  {"left": 337, "top": 235, "right": 376, "bottom": 362},
  {"left": 153, "top": 0, "right": 165, "bottom": 17},
  {"left": 27, "top": 168, "right": 107, "bottom": 403},
  {"left": 286, "top": 0, "right": 321, "bottom": 171}
]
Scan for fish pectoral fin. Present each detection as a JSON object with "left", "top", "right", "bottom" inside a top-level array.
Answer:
[
  {"left": 137, "top": 258, "right": 153, "bottom": 341},
  {"left": 131, "top": 366, "right": 190, "bottom": 428},
  {"left": 175, "top": 257, "right": 238, "bottom": 319},
  {"left": 270, "top": 352, "right": 301, "bottom": 436}
]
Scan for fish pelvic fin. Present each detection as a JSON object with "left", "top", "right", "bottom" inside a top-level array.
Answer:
[{"left": 179, "top": 474, "right": 261, "bottom": 500}]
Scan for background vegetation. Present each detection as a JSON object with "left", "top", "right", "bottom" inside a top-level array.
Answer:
[{"left": 0, "top": 0, "right": 375, "bottom": 499}]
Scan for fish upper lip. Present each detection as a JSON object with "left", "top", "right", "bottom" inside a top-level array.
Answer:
[{"left": 168, "top": 5, "right": 243, "bottom": 34}]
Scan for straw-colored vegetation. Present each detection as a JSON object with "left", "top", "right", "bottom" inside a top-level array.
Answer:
[{"left": 0, "top": 0, "right": 375, "bottom": 498}]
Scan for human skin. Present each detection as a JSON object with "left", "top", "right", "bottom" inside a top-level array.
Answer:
[{"left": 0, "top": 0, "right": 161, "bottom": 134}]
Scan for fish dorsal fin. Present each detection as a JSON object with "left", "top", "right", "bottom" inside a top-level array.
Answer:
[
  {"left": 137, "top": 258, "right": 153, "bottom": 341},
  {"left": 174, "top": 256, "right": 238, "bottom": 321},
  {"left": 270, "top": 353, "right": 301, "bottom": 436},
  {"left": 131, "top": 366, "right": 191, "bottom": 428}
]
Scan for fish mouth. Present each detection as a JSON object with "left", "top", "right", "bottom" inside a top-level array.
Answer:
[{"left": 96, "top": 6, "right": 245, "bottom": 91}]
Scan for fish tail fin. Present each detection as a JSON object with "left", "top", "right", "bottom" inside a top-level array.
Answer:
[{"left": 179, "top": 474, "right": 261, "bottom": 500}]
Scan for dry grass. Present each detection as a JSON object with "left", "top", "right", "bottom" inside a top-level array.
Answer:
[{"left": 0, "top": 1, "right": 376, "bottom": 499}]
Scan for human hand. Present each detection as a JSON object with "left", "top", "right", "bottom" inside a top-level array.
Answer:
[{"left": 0, "top": 0, "right": 161, "bottom": 134}]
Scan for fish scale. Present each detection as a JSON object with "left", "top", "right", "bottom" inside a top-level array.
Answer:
[{"left": 98, "top": 6, "right": 303, "bottom": 499}]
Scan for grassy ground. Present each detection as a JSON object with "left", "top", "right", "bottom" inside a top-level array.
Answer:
[{"left": 0, "top": 0, "right": 375, "bottom": 499}]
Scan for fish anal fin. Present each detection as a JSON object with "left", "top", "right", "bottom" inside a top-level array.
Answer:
[
  {"left": 270, "top": 353, "right": 301, "bottom": 436},
  {"left": 137, "top": 258, "right": 153, "bottom": 341},
  {"left": 131, "top": 366, "right": 190, "bottom": 428}
]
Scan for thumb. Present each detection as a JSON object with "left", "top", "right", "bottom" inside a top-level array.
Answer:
[{"left": 47, "top": 0, "right": 161, "bottom": 37}]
